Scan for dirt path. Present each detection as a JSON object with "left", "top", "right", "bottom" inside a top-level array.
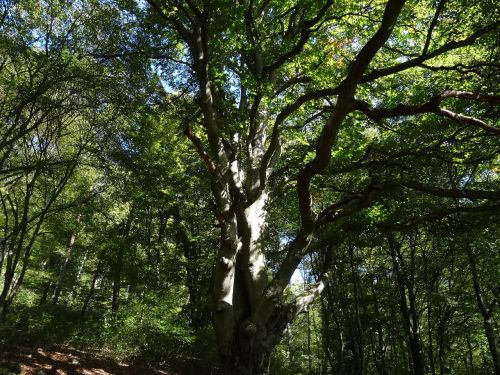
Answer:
[{"left": 0, "top": 345, "right": 176, "bottom": 375}]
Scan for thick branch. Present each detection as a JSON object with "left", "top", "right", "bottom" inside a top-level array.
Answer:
[
  {"left": 437, "top": 108, "right": 500, "bottom": 136},
  {"left": 354, "top": 91, "right": 500, "bottom": 135},
  {"left": 184, "top": 125, "right": 217, "bottom": 175},
  {"left": 361, "top": 21, "right": 500, "bottom": 83},
  {"left": 290, "top": 274, "right": 328, "bottom": 317},
  {"left": 440, "top": 90, "right": 500, "bottom": 104},
  {"left": 262, "top": 0, "right": 334, "bottom": 76},
  {"left": 268, "top": 0, "right": 407, "bottom": 298},
  {"left": 399, "top": 180, "right": 500, "bottom": 200},
  {"left": 422, "top": 0, "right": 448, "bottom": 55},
  {"left": 296, "top": 0, "right": 407, "bottom": 229}
]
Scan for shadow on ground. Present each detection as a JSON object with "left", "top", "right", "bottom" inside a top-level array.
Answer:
[{"left": 0, "top": 345, "right": 175, "bottom": 375}]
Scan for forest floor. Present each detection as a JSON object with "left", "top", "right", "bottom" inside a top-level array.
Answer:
[{"left": 0, "top": 345, "right": 196, "bottom": 375}]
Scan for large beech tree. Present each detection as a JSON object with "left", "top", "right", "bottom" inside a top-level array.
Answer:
[
  {"left": 4, "top": 0, "right": 498, "bottom": 373},
  {"left": 103, "top": 0, "right": 500, "bottom": 373}
]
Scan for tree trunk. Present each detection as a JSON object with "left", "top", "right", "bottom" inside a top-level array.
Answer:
[
  {"left": 213, "top": 242, "right": 320, "bottom": 375},
  {"left": 437, "top": 306, "right": 453, "bottom": 375},
  {"left": 320, "top": 299, "right": 334, "bottom": 374},
  {"left": 349, "top": 246, "right": 365, "bottom": 375},
  {"left": 483, "top": 317, "right": 500, "bottom": 375},
  {"left": 81, "top": 267, "right": 100, "bottom": 318},
  {"left": 0, "top": 263, "right": 14, "bottom": 321},
  {"left": 0, "top": 292, "right": 11, "bottom": 322},
  {"left": 466, "top": 334, "right": 476, "bottom": 375},
  {"left": 467, "top": 245, "right": 500, "bottom": 374},
  {"left": 39, "top": 281, "right": 54, "bottom": 305},
  {"left": 111, "top": 214, "right": 133, "bottom": 317},
  {"left": 224, "top": 342, "right": 273, "bottom": 375},
  {"left": 52, "top": 214, "right": 81, "bottom": 305},
  {"left": 388, "top": 235, "right": 425, "bottom": 375},
  {"left": 111, "top": 260, "right": 122, "bottom": 316}
]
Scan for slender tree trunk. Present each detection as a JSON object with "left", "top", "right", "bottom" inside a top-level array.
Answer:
[
  {"left": 467, "top": 246, "right": 500, "bottom": 375},
  {"left": 81, "top": 268, "right": 99, "bottom": 318},
  {"left": 370, "top": 278, "right": 388, "bottom": 375},
  {"left": 76, "top": 247, "right": 89, "bottom": 283},
  {"left": 111, "top": 215, "right": 133, "bottom": 317},
  {"left": 427, "top": 300, "right": 436, "bottom": 375},
  {"left": 287, "top": 324, "right": 294, "bottom": 370},
  {"left": 424, "top": 251, "right": 437, "bottom": 375},
  {"left": 466, "top": 334, "right": 476, "bottom": 375},
  {"left": 52, "top": 214, "right": 81, "bottom": 305},
  {"left": 437, "top": 306, "right": 453, "bottom": 375},
  {"left": 408, "top": 277, "right": 425, "bottom": 374},
  {"left": 349, "top": 246, "right": 365, "bottom": 375},
  {"left": 0, "top": 227, "right": 36, "bottom": 321},
  {"left": 111, "top": 259, "right": 122, "bottom": 316},
  {"left": 39, "top": 281, "right": 54, "bottom": 305},
  {"left": 320, "top": 299, "right": 334, "bottom": 374},
  {"left": 307, "top": 310, "right": 312, "bottom": 374},
  {"left": 0, "top": 291, "right": 10, "bottom": 322},
  {"left": 388, "top": 235, "right": 425, "bottom": 375},
  {"left": 482, "top": 317, "right": 500, "bottom": 375}
]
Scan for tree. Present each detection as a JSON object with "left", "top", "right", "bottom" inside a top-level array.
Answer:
[{"left": 105, "top": 0, "right": 499, "bottom": 373}]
